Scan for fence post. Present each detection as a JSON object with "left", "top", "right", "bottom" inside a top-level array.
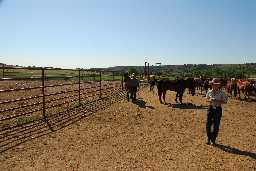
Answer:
[
  {"left": 144, "top": 62, "right": 147, "bottom": 77},
  {"left": 2, "top": 64, "right": 5, "bottom": 78},
  {"left": 42, "top": 68, "right": 47, "bottom": 122},
  {"left": 121, "top": 73, "right": 124, "bottom": 90},
  {"left": 78, "top": 69, "right": 81, "bottom": 105},
  {"left": 99, "top": 71, "right": 102, "bottom": 98},
  {"left": 112, "top": 71, "right": 114, "bottom": 81}
]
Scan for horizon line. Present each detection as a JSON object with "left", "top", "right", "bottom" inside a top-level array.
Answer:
[{"left": 1, "top": 62, "right": 256, "bottom": 70}]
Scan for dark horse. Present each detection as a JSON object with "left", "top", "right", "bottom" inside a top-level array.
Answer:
[
  {"left": 124, "top": 73, "right": 139, "bottom": 102},
  {"left": 156, "top": 78, "right": 196, "bottom": 104},
  {"left": 149, "top": 78, "right": 157, "bottom": 91}
]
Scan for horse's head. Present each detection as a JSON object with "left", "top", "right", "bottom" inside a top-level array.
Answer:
[{"left": 123, "top": 73, "right": 131, "bottom": 82}]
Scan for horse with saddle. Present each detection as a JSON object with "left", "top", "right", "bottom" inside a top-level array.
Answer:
[{"left": 124, "top": 72, "right": 140, "bottom": 102}]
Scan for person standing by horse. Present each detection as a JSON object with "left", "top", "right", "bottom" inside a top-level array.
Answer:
[
  {"left": 123, "top": 71, "right": 131, "bottom": 100},
  {"left": 123, "top": 71, "right": 129, "bottom": 83},
  {"left": 205, "top": 78, "right": 228, "bottom": 145},
  {"left": 123, "top": 70, "right": 131, "bottom": 90},
  {"left": 230, "top": 78, "right": 237, "bottom": 97},
  {"left": 129, "top": 73, "right": 140, "bottom": 102}
]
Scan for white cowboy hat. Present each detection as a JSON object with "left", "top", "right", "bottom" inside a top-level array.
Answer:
[{"left": 210, "top": 78, "right": 221, "bottom": 85}]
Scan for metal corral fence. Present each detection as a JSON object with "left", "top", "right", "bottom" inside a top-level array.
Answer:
[
  {"left": 0, "top": 67, "right": 131, "bottom": 151},
  {"left": 0, "top": 67, "right": 148, "bottom": 152},
  {"left": 0, "top": 67, "right": 126, "bottom": 124}
]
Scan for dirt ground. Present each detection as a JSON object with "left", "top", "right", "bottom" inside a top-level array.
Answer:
[{"left": 0, "top": 88, "right": 255, "bottom": 171}]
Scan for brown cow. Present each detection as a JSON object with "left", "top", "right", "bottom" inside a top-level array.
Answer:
[
  {"left": 226, "top": 78, "right": 238, "bottom": 97},
  {"left": 237, "top": 79, "right": 251, "bottom": 99}
]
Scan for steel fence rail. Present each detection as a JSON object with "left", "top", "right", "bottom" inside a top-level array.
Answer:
[
  {"left": 0, "top": 108, "right": 42, "bottom": 122},
  {"left": 0, "top": 95, "right": 42, "bottom": 105},
  {"left": 0, "top": 66, "right": 145, "bottom": 139},
  {"left": 0, "top": 86, "right": 42, "bottom": 93}
]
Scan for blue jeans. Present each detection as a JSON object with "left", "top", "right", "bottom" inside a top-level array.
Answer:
[{"left": 206, "top": 106, "right": 222, "bottom": 143}]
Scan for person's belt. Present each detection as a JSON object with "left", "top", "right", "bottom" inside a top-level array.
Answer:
[{"left": 209, "top": 105, "right": 221, "bottom": 109}]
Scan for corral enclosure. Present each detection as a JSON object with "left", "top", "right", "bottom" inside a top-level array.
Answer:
[
  {"left": 0, "top": 67, "right": 255, "bottom": 171},
  {"left": 0, "top": 67, "right": 127, "bottom": 152}
]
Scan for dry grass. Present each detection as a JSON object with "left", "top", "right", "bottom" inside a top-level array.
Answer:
[{"left": 0, "top": 87, "right": 255, "bottom": 170}]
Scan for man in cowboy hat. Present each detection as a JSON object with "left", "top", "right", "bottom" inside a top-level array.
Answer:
[{"left": 205, "top": 78, "right": 228, "bottom": 145}]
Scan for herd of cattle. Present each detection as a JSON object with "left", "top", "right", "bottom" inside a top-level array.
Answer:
[
  {"left": 146, "top": 76, "right": 256, "bottom": 104},
  {"left": 122, "top": 72, "right": 256, "bottom": 105},
  {"left": 193, "top": 77, "right": 256, "bottom": 99}
]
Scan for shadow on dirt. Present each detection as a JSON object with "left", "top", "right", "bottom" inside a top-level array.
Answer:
[
  {"left": 133, "top": 99, "right": 155, "bottom": 109},
  {"left": 215, "top": 144, "right": 256, "bottom": 160},
  {"left": 168, "top": 103, "right": 208, "bottom": 109},
  {"left": 237, "top": 97, "right": 256, "bottom": 102},
  {"left": 0, "top": 91, "right": 126, "bottom": 153}
]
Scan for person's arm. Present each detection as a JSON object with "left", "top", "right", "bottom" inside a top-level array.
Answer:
[
  {"left": 205, "top": 91, "right": 213, "bottom": 103},
  {"left": 220, "top": 92, "right": 228, "bottom": 104}
]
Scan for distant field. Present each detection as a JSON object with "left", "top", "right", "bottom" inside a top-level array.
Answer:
[
  {"left": 1, "top": 67, "right": 255, "bottom": 82},
  {"left": 0, "top": 68, "right": 123, "bottom": 81}
]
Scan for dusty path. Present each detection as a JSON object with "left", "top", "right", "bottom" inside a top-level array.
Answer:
[{"left": 0, "top": 88, "right": 255, "bottom": 170}]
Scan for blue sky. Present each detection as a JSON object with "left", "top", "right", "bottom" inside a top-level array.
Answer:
[{"left": 0, "top": 0, "right": 255, "bottom": 68}]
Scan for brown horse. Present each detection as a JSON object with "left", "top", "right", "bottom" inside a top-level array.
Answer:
[
  {"left": 156, "top": 78, "right": 196, "bottom": 104},
  {"left": 237, "top": 79, "right": 252, "bottom": 99}
]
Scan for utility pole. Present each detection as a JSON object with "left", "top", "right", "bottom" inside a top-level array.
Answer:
[
  {"left": 147, "top": 62, "right": 150, "bottom": 80},
  {"left": 144, "top": 62, "right": 147, "bottom": 77}
]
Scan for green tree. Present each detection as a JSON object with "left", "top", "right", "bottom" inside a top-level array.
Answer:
[{"left": 128, "top": 67, "right": 139, "bottom": 75}]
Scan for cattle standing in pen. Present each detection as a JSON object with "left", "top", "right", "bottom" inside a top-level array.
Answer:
[{"left": 156, "top": 77, "right": 196, "bottom": 104}]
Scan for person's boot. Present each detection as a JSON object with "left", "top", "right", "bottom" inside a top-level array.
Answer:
[
  {"left": 206, "top": 139, "right": 211, "bottom": 145},
  {"left": 212, "top": 140, "right": 217, "bottom": 146}
]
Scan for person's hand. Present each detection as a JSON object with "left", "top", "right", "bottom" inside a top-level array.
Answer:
[{"left": 210, "top": 98, "right": 216, "bottom": 102}]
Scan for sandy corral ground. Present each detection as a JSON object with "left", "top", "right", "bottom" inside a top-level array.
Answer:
[{"left": 0, "top": 87, "right": 255, "bottom": 171}]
